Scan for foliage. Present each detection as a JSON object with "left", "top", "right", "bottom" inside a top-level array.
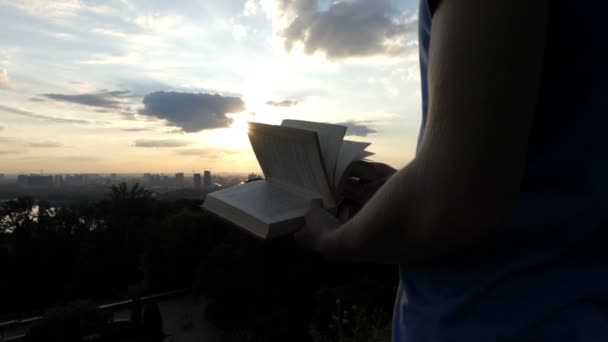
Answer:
[
  {"left": 25, "top": 301, "right": 109, "bottom": 342},
  {"left": 310, "top": 300, "right": 391, "bottom": 342},
  {"left": 0, "top": 183, "right": 210, "bottom": 314},
  {"left": 1, "top": 182, "right": 399, "bottom": 342}
]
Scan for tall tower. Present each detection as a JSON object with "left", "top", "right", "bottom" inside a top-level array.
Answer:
[
  {"left": 203, "top": 170, "right": 211, "bottom": 187},
  {"left": 194, "top": 173, "right": 202, "bottom": 188},
  {"left": 175, "top": 173, "right": 185, "bottom": 188}
]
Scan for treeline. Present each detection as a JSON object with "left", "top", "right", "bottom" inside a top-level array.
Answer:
[{"left": 0, "top": 183, "right": 397, "bottom": 341}]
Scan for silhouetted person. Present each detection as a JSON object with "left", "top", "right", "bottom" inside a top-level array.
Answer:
[
  {"left": 297, "top": 0, "right": 608, "bottom": 341},
  {"left": 142, "top": 302, "right": 163, "bottom": 342}
]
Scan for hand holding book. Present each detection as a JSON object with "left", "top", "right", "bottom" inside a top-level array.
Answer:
[
  {"left": 202, "top": 119, "right": 373, "bottom": 239},
  {"left": 342, "top": 161, "right": 397, "bottom": 206}
]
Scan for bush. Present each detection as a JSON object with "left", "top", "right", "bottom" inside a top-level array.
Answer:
[
  {"left": 310, "top": 300, "right": 392, "bottom": 342},
  {"left": 25, "top": 301, "right": 109, "bottom": 342}
]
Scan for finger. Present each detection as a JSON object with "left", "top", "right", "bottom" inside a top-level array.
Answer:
[
  {"left": 348, "top": 160, "right": 377, "bottom": 181},
  {"left": 308, "top": 199, "right": 323, "bottom": 211},
  {"left": 305, "top": 206, "right": 328, "bottom": 226},
  {"left": 349, "top": 161, "right": 397, "bottom": 182},
  {"left": 343, "top": 182, "right": 368, "bottom": 205},
  {"left": 337, "top": 205, "right": 351, "bottom": 223}
]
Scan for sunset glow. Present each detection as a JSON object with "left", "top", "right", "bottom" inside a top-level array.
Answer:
[{"left": 0, "top": 0, "right": 421, "bottom": 174}]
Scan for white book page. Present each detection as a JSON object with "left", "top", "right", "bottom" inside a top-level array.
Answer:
[
  {"left": 248, "top": 122, "right": 336, "bottom": 207},
  {"left": 281, "top": 120, "right": 347, "bottom": 187},
  {"left": 334, "top": 140, "right": 371, "bottom": 187},
  {"left": 205, "top": 180, "right": 315, "bottom": 223}
]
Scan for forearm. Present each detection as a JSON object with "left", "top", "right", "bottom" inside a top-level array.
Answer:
[
  {"left": 322, "top": 160, "right": 430, "bottom": 263},
  {"left": 322, "top": 156, "right": 499, "bottom": 264}
]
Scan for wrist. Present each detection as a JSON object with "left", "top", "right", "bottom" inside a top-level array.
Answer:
[{"left": 319, "top": 221, "right": 359, "bottom": 261}]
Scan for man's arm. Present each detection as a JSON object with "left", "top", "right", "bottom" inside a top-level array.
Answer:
[{"left": 298, "top": 0, "right": 548, "bottom": 264}]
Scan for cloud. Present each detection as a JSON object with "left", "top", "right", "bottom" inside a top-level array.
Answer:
[
  {"left": 0, "top": 126, "right": 3, "bottom": 131},
  {"left": 177, "top": 148, "right": 241, "bottom": 159},
  {"left": 270, "top": 0, "right": 417, "bottom": 59},
  {"left": 41, "top": 90, "right": 131, "bottom": 108},
  {"left": 232, "top": 24, "right": 249, "bottom": 41},
  {"left": 57, "top": 156, "right": 101, "bottom": 162},
  {"left": 266, "top": 99, "right": 298, "bottom": 107},
  {"left": 0, "top": 105, "right": 91, "bottom": 124},
  {"left": 29, "top": 141, "right": 64, "bottom": 148},
  {"left": 138, "top": 91, "right": 245, "bottom": 133},
  {"left": 0, "top": 0, "right": 114, "bottom": 17},
  {"left": 336, "top": 120, "right": 377, "bottom": 137},
  {"left": 0, "top": 69, "right": 13, "bottom": 89},
  {"left": 135, "top": 139, "right": 195, "bottom": 148},
  {"left": 0, "top": 148, "right": 27, "bottom": 155},
  {"left": 243, "top": 0, "right": 258, "bottom": 16},
  {"left": 121, "top": 127, "right": 154, "bottom": 132}
]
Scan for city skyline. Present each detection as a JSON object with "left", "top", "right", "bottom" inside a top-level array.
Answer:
[{"left": 0, "top": 0, "right": 422, "bottom": 173}]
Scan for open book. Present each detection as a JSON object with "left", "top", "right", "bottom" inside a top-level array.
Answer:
[{"left": 202, "top": 120, "right": 372, "bottom": 239}]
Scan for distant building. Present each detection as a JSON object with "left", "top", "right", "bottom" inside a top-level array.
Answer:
[
  {"left": 17, "top": 174, "right": 54, "bottom": 188},
  {"left": 54, "top": 175, "right": 63, "bottom": 187},
  {"left": 203, "top": 170, "right": 212, "bottom": 187},
  {"left": 64, "top": 174, "right": 86, "bottom": 186},
  {"left": 194, "top": 173, "right": 202, "bottom": 188},
  {"left": 175, "top": 173, "right": 184, "bottom": 188},
  {"left": 17, "top": 175, "right": 27, "bottom": 186},
  {"left": 0, "top": 174, "right": 4, "bottom": 181}
]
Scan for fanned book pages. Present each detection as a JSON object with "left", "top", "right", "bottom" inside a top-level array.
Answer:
[{"left": 203, "top": 120, "right": 372, "bottom": 239}]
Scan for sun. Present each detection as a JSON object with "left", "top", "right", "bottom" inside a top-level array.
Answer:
[{"left": 204, "top": 114, "right": 252, "bottom": 149}]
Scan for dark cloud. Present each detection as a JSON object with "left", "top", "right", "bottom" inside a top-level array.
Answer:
[
  {"left": 121, "top": 127, "right": 154, "bottom": 132},
  {"left": 266, "top": 99, "right": 299, "bottom": 107},
  {"left": 40, "top": 90, "right": 131, "bottom": 108},
  {"left": 336, "top": 120, "right": 377, "bottom": 137},
  {"left": 29, "top": 141, "right": 64, "bottom": 148},
  {"left": 0, "top": 105, "right": 91, "bottom": 124},
  {"left": 29, "top": 97, "right": 46, "bottom": 102},
  {"left": 135, "top": 139, "right": 194, "bottom": 148},
  {"left": 278, "top": 0, "right": 417, "bottom": 59},
  {"left": 138, "top": 91, "right": 245, "bottom": 133}
]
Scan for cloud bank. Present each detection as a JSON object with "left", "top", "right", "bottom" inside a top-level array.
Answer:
[
  {"left": 336, "top": 120, "right": 377, "bottom": 137},
  {"left": 0, "top": 105, "right": 90, "bottom": 124},
  {"left": 271, "top": 0, "right": 417, "bottom": 59},
  {"left": 135, "top": 139, "right": 194, "bottom": 148},
  {"left": 138, "top": 91, "right": 245, "bottom": 133},
  {"left": 41, "top": 90, "right": 131, "bottom": 108}
]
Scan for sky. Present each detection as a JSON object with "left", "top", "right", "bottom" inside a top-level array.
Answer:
[{"left": 0, "top": 0, "right": 422, "bottom": 174}]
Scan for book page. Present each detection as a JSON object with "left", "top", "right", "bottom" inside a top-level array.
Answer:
[
  {"left": 334, "top": 140, "right": 371, "bottom": 190},
  {"left": 206, "top": 181, "right": 315, "bottom": 224},
  {"left": 248, "top": 122, "right": 336, "bottom": 207},
  {"left": 281, "top": 120, "right": 347, "bottom": 187},
  {"left": 203, "top": 181, "right": 318, "bottom": 239}
]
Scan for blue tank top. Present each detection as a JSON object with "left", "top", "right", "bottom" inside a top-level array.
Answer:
[{"left": 393, "top": 1, "right": 608, "bottom": 341}]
